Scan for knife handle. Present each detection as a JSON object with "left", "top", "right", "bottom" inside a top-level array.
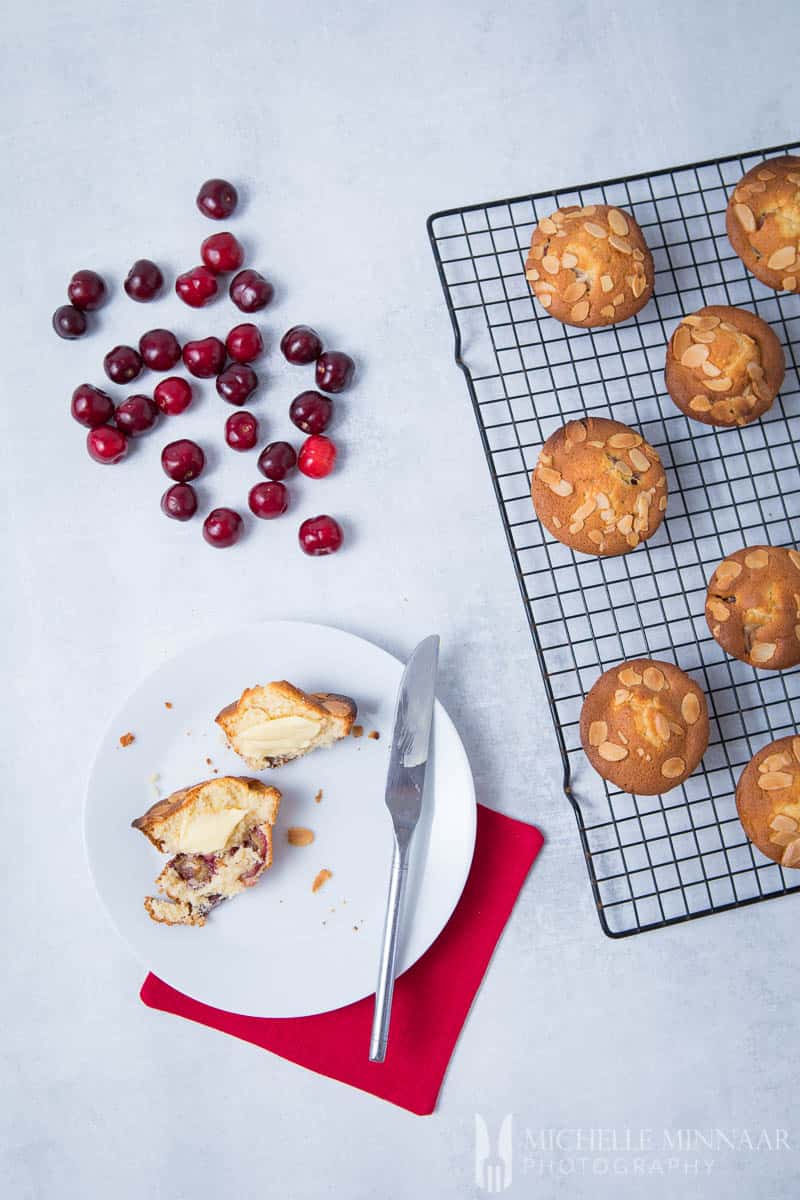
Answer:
[{"left": 369, "top": 834, "right": 411, "bottom": 1063}]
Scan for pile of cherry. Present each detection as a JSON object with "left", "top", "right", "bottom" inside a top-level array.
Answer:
[{"left": 53, "top": 178, "right": 353, "bottom": 554}]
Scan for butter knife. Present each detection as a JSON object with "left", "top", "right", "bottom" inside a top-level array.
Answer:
[{"left": 369, "top": 635, "right": 440, "bottom": 1063}]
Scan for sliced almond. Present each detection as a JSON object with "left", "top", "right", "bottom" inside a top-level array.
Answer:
[
  {"left": 746, "top": 361, "right": 764, "bottom": 380},
  {"left": 706, "top": 377, "right": 733, "bottom": 392},
  {"left": 288, "top": 826, "right": 315, "bottom": 847},
  {"left": 654, "top": 712, "right": 671, "bottom": 742},
  {"left": 744, "top": 548, "right": 769, "bottom": 569},
  {"left": 600, "top": 274, "right": 614, "bottom": 293},
  {"left": 750, "top": 642, "right": 777, "bottom": 664},
  {"left": 561, "top": 251, "right": 578, "bottom": 269},
  {"left": 563, "top": 280, "right": 587, "bottom": 303},
  {"left": 661, "top": 757, "right": 685, "bottom": 779},
  {"left": 787, "top": 549, "right": 800, "bottom": 573},
  {"left": 690, "top": 328, "right": 716, "bottom": 344},
  {"left": 597, "top": 741, "right": 628, "bottom": 762},
  {"left": 588, "top": 720, "right": 608, "bottom": 746},
  {"left": 629, "top": 447, "right": 650, "bottom": 473},
  {"left": 631, "top": 275, "right": 646, "bottom": 299},
  {"left": 672, "top": 325, "right": 692, "bottom": 360},
  {"left": 761, "top": 753, "right": 792, "bottom": 774},
  {"left": 583, "top": 221, "right": 607, "bottom": 238},
  {"left": 616, "top": 514, "right": 633, "bottom": 534},
  {"left": 770, "top": 813, "right": 798, "bottom": 832},
  {"left": 681, "top": 692, "right": 700, "bottom": 725},
  {"left": 782, "top": 276, "right": 797, "bottom": 292},
  {"left": 757, "top": 771, "right": 793, "bottom": 791},
  {"left": 607, "top": 209, "right": 629, "bottom": 236},
  {"left": 550, "top": 478, "right": 574, "bottom": 498},
  {"left": 715, "top": 559, "right": 742, "bottom": 587},
  {"left": 570, "top": 300, "right": 590, "bottom": 321},
  {"left": 565, "top": 419, "right": 587, "bottom": 443},
  {"left": 600, "top": 305, "right": 615, "bottom": 318},
  {"left": 618, "top": 667, "right": 642, "bottom": 687},
  {"left": 707, "top": 598, "right": 730, "bottom": 623},
  {"left": 614, "top": 688, "right": 632, "bottom": 704},
  {"left": 612, "top": 292, "right": 624, "bottom": 306},
  {"left": 642, "top": 666, "right": 666, "bottom": 691},
  {"left": 542, "top": 254, "right": 560, "bottom": 275},
  {"left": 781, "top": 839, "right": 800, "bottom": 869},
  {"left": 690, "top": 396, "right": 712, "bottom": 412},
  {"left": 733, "top": 203, "right": 756, "bottom": 233},
  {"left": 608, "top": 234, "right": 632, "bottom": 255},
  {"left": 572, "top": 496, "right": 596, "bottom": 522},
  {"left": 538, "top": 216, "right": 558, "bottom": 235},
  {"left": 681, "top": 343, "right": 709, "bottom": 369},
  {"left": 608, "top": 432, "right": 641, "bottom": 449},
  {"left": 537, "top": 464, "right": 560, "bottom": 485},
  {"left": 702, "top": 361, "right": 721, "bottom": 377},
  {"left": 767, "top": 246, "right": 796, "bottom": 271},
  {"left": 538, "top": 292, "right": 552, "bottom": 308}
]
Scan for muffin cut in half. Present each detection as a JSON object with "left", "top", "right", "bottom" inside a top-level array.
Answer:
[
  {"left": 132, "top": 775, "right": 281, "bottom": 927},
  {"left": 216, "top": 681, "right": 357, "bottom": 769}
]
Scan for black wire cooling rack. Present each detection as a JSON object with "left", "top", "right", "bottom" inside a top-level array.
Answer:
[{"left": 428, "top": 142, "right": 800, "bottom": 937}]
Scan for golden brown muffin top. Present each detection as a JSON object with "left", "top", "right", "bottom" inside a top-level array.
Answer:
[
  {"left": 706, "top": 545, "right": 800, "bottom": 670},
  {"left": 726, "top": 156, "right": 800, "bottom": 293},
  {"left": 736, "top": 735, "right": 800, "bottom": 869}
]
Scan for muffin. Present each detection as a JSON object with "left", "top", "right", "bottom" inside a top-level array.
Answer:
[
  {"left": 580, "top": 658, "right": 709, "bottom": 795},
  {"left": 705, "top": 545, "right": 800, "bottom": 670},
  {"left": 665, "top": 305, "right": 784, "bottom": 427},
  {"left": 726, "top": 156, "right": 800, "bottom": 293},
  {"left": 531, "top": 417, "right": 667, "bottom": 556},
  {"left": 736, "top": 735, "right": 800, "bottom": 868},
  {"left": 525, "top": 203, "right": 654, "bottom": 327}
]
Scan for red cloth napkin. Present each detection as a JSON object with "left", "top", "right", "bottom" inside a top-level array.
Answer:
[{"left": 141, "top": 804, "right": 543, "bottom": 1115}]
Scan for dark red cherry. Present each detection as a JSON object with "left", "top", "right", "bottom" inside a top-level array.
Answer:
[
  {"left": 53, "top": 305, "right": 87, "bottom": 339},
  {"left": 124, "top": 259, "right": 164, "bottom": 301},
  {"left": 68, "top": 269, "right": 106, "bottom": 311},
  {"left": 87, "top": 425, "right": 128, "bottom": 464},
  {"left": 196, "top": 179, "right": 238, "bottom": 220},
  {"left": 225, "top": 410, "right": 259, "bottom": 451},
  {"left": 114, "top": 394, "right": 159, "bottom": 437},
  {"left": 298, "top": 435, "right": 337, "bottom": 478},
  {"left": 182, "top": 336, "right": 226, "bottom": 378},
  {"left": 153, "top": 376, "right": 193, "bottom": 415},
  {"left": 280, "top": 325, "right": 322, "bottom": 364},
  {"left": 161, "top": 439, "right": 205, "bottom": 482},
  {"left": 298, "top": 515, "right": 343, "bottom": 555},
  {"left": 71, "top": 384, "right": 114, "bottom": 428},
  {"left": 139, "top": 329, "right": 181, "bottom": 371},
  {"left": 289, "top": 391, "right": 332, "bottom": 434},
  {"left": 229, "top": 269, "right": 273, "bottom": 313},
  {"left": 203, "top": 507, "right": 243, "bottom": 547},
  {"left": 226, "top": 323, "right": 263, "bottom": 363},
  {"left": 315, "top": 351, "right": 354, "bottom": 393},
  {"left": 175, "top": 265, "right": 218, "bottom": 308},
  {"left": 257, "top": 441, "right": 296, "bottom": 481},
  {"left": 104, "top": 344, "right": 143, "bottom": 384},
  {"left": 216, "top": 363, "right": 257, "bottom": 405},
  {"left": 201, "top": 232, "right": 244, "bottom": 273},
  {"left": 161, "top": 483, "right": 198, "bottom": 521},
  {"left": 248, "top": 482, "right": 288, "bottom": 519}
]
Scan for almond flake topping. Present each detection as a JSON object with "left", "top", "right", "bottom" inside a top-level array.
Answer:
[
  {"left": 661, "top": 757, "right": 685, "bottom": 779},
  {"left": 681, "top": 692, "right": 700, "bottom": 724},
  {"left": 744, "top": 548, "right": 769, "bottom": 569},
  {"left": 758, "top": 771, "right": 793, "bottom": 791},
  {"left": 588, "top": 720, "right": 608, "bottom": 746},
  {"left": 598, "top": 741, "right": 628, "bottom": 762}
]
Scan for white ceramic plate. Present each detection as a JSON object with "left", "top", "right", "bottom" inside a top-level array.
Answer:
[{"left": 84, "top": 622, "right": 476, "bottom": 1017}]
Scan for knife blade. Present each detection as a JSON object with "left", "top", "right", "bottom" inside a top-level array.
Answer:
[{"left": 369, "top": 635, "right": 440, "bottom": 1063}]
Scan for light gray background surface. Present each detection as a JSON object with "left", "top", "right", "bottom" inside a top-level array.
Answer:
[{"left": 2, "top": 1, "right": 798, "bottom": 1197}]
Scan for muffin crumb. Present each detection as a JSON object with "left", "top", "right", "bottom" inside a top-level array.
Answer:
[
  {"left": 119, "top": 732, "right": 135, "bottom": 748},
  {"left": 312, "top": 868, "right": 332, "bottom": 893}
]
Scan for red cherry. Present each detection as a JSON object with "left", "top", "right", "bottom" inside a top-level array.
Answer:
[
  {"left": 216, "top": 363, "right": 257, "bottom": 406},
  {"left": 258, "top": 441, "right": 296, "bottom": 481},
  {"left": 298, "top": 435, "right": 337, "bottom": 478},
  {"left": 299, "top": 515, "right": 343, "bottom": 555},
  {"left": 290, "top": 391, "right": 332, "bottom": 435},
  {"left": 175, "top": 265, "right": 218, "bottom": 308},
  {"left": 182, "top": 336, "right": 226, "bottom": 378},
  {"left": 139, "top": 329, "right": 181, "bottom": 371},
  {"left": 115, "top": 394, "right": 159, "bottom": 437},
  {"left": 104, "top": 344, "right": 143, "bottom": 384},
  {"left": 154, "top": 376, "right": 193, "bottom": 415},
  {"left": 87, "top": 425, "right": 128, "bottom": 464},
  {"left": 161, "top": 483, "right": 198, "bottom": 521},
  {"left": 280, "top": 325, "right": 322, "bottom": 364},
  {"left": 124, "top": 259, "right": 164, "bottom": 301},
  {"left": 226, "top": 323, "right": 263, "bottom": 363},
  {"left": 229, "top": 269, "right": 273, "bottom": 313},
  {"left": 249, "top": 482, "right": 288, "bottom": 519},
  {"left": 53, "top": 305, "right": 87, "bottom": 339},
  {"left": 225, "top": 410, "right": 259, "bottom": 451},
  {"left": 161, "top": 439, "right": 205, "bottom": 482},
  {"left": 196, "top": 179, "right": 238, "bottom": 220},
  {"left": 203, "top": 507, "right": 243, "bottom": 548},
  {"left": 68, "top": 269, "right": 106, "bottom": 311},
  {"left": 71, "top": 384, "right": 114, "bottom": 428},
  {"left": 315, "top": 351, "right": 354, "bottom": 393},
  {"left": 201, "top": 232, "right": 244, "bottom": 274}
]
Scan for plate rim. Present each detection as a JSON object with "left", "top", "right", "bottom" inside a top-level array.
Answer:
[{"left": 83, "top": 619, "right": 477, "bottom": 1017}]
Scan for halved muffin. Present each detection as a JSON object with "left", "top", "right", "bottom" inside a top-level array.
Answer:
[
  {"left": 216, "top": 681, "right": 356, "bottom": 769},
  {"left": 133, "top": 775, "right": 281, "bottom": 927}
]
